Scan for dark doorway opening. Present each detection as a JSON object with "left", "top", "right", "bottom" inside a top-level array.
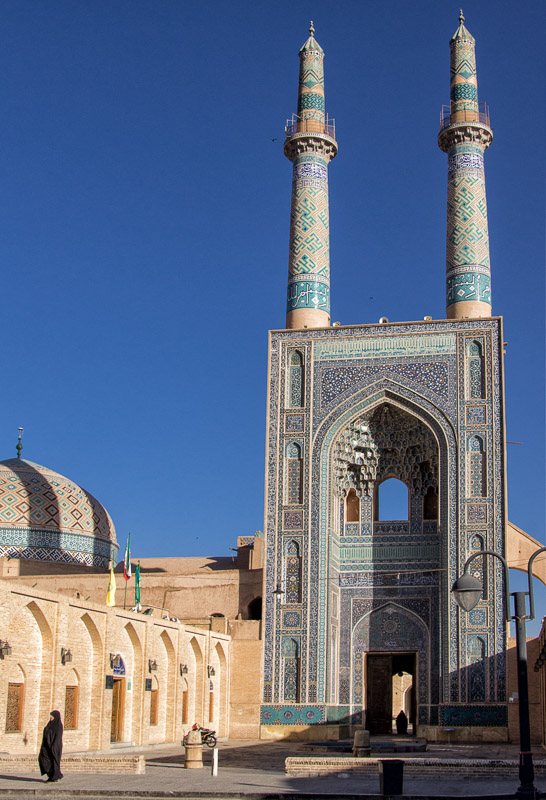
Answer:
[{"left": 365, "top": 652, "right": 416, "bottom": 734}]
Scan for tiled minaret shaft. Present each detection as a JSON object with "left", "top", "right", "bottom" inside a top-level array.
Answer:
[
  {"left": 284, "top": 22, "right": 337, "bottom": 330},
  {"left": 438, "top": 11, "right": 493, "bottom": 320}
]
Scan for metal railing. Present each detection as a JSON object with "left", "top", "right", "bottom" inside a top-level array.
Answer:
[
  {"left": 285, "top": 113, "right": 336, "bottom": 139},
  {"left": 439, "top": 102, "right": 490, "bottom": 130}
]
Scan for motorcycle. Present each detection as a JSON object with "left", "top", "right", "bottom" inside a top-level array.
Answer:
[{"left": 183, "top": 723, "right": 217, "bottom": 748}]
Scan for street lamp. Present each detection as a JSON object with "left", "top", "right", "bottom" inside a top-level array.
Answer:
[{"left": 452, "top": 546, "right": 546, "bottom": 800}]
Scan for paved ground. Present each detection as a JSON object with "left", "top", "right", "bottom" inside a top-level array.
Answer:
[{"left": 0, "top": 739, "right": 544, "bottom": 799}]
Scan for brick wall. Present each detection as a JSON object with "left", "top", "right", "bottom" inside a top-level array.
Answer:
[{"left": 0, "top": 579, "right": 231, "bottom": 754}]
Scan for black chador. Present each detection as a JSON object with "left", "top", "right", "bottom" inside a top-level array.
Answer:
[{"left": 38, "top": 710, "right": 63, "bottom": 782}]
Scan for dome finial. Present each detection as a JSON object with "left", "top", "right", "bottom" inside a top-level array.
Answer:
[
  {"left": 459, "top": 8, "right": 465, "bottom": 25},
  {"left": 309, "top": 20, "right": 315, "bottom": 37},
  {"left": 16, "top": 427, "right": 23, "bottom": 459}
]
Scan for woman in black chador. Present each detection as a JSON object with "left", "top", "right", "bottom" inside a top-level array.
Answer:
[{"left": 38, "top": 711, "right": 63, "bottom": 782}]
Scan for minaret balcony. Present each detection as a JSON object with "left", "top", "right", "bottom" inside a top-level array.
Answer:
[
  {"left": 440, "top": 102, "right": 490, "bottom": 130},
  {"left": 285, "top": 113, "right": 336, "bottom": 140}
]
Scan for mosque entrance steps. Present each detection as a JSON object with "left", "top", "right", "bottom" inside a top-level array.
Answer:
[{"left": 298, "top": 736, "right": 427, "bottom": 754}]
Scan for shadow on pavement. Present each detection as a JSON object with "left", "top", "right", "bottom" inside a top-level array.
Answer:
[{"left": 147, "top": 741, "right": 294, "bottom": 772}]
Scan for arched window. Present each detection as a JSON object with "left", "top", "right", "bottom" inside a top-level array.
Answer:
[
  {"left": 288, "top": 351, "right": 304, "bottom": 408},
  {"left": 285, "top": 540, "right": 302, "bottom": 604},
  {"left": 374, "top": 478, "right": 409, "bottom": 521},
  {"left": 468, "top": 435, "right": 486, "bottom": 497},
  {"left": 282, "top": 639, "right": 300, "bottom": 702},
  {"left": 423, "top": 486, "right": 438, "bottom": 520},
  {"left": 286, "top": 442, "right": 303, "bottom": 505},
  {"left": 467, "top": 340, "right": 484, "bottom": 399},
  {"left": 345, "top": 489, "right": 360, "bottom": 522}
]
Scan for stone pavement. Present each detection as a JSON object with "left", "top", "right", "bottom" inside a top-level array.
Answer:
[{"left": 0, "top": 739, "right": 544, "bottom": 799}]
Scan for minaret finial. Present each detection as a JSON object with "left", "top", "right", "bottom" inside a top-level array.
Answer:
[
  {"left": 459, "top": 8, "right": 464, "bottom": 25},
  {"left": 16, "top": 427, "right": 24, "bottom": 459},
  {"left": 309, "top": 20, "right": 315, "bottom": 37}
]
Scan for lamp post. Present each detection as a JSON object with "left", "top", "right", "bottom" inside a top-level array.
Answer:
[{"left": 452, "top": 546, "right": 546, "bottom": 800}]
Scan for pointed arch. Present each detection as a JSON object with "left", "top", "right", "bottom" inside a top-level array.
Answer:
[
  {"left": 25, "top": 602, "right": 54, "bottom": 737},
  {"left": 123, "top": 622, "right": 143, "bottom": 745},
  {"left": 353, "top": 603, "right": 431, "bottom": 711},
  {"left": 466, "top": 339, "right": 485, "bottom": 399},
  {"left": 159, "top": 630, "right": 177, "bottom": 742},
  {"left": 282, "top": 638, "right": 300, "bottom": 702},
  {"left": 285, "top": 441, "right": 303, "bottom": 504},
  {"left": 345, "top": 488, "right": 360, "bottom": 522},
  {"left": 288, "top": 350, "right": 304, "bottom": 408},
  {"left": 80, "top": 613, "right": 103, "bottom": 749},
  {"left": 284, "top": 539, "right": 301, "bottom": 603},
  {"left": 189, "top": 637, "right": 204, "bottom": 726},
  {"left": 309, "top": 378, "right": 455, "bottom": 703},
  {"left": 214, "top": 642, "right": 228, "bottom": 737}
]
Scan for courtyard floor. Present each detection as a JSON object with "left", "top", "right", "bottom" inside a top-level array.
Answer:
[{"left": 0, "top": 738, "right": 544, "bottom": 799}]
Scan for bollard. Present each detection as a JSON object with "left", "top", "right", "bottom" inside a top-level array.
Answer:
[
  {"left": 211, "top": 747, "right": 218, "bottom": 776},
  {"left": 352, "top": 729, "right": 371, "bottom": 758},
  {"left": 379, "top": 759, "right": 403, "bottom": 795},
  {"left": 183, "top": 728, "right": 203, "bottom": 769}
]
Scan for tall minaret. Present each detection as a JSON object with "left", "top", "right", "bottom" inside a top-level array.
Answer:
[
  {"left": 284, "top": 22, "right": 338, "bottom": 330},
  {"left": 438, "top": 11, "right": 493, "bottom": 320}
]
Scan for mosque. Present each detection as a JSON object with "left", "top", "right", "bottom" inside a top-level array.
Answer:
[{"left": 0, "top": 14, "right": 544, "bottom": 754}]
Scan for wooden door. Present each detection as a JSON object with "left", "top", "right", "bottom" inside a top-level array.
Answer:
[
  {"left": 366, "top": 654, "right": 392, "bottom": 734},
  {"left": 110, "top": 678, "right": 124, "bottom": 742}
]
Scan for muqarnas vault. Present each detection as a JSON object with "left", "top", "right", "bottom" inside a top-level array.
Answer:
[{"left": 261, "top": 15, "right": 508, "bottom": 741}]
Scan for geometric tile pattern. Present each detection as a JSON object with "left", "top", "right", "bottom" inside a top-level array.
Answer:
[
  {"left": 442, "top": 15, "right": 493, "bottom": 313},
  {"left": 0, "top": 458, "right": 118, "bottom": 568},
  {"left": 263, "top": 318, "right": 506, "bottom": 730},
  {"left": 285, "top": 27, "right": 336, "bottom": 317}
]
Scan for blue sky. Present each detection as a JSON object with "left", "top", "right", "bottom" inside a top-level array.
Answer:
[{"left": 0, "top": 0, "right": 544, "bottom": 622}]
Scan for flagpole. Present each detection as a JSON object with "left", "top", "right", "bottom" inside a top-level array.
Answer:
[{"left": 123, "top": 533, "right": 132, "bottom": 610}]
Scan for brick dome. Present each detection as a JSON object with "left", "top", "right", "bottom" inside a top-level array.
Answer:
[{"left": 0, "top": 458, "right": 118, "bottom": 569}]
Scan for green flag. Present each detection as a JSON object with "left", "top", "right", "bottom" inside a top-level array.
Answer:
[{"left": 135, "top": 560, "right": 141, "bottom": 606}]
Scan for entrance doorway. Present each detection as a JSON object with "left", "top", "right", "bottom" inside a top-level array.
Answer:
[
  {"left": 110, "top": 678, "right": 125, "bottom": 742},
  {"left": 365, "top": 653, "right": 416, "bottom": 734}
]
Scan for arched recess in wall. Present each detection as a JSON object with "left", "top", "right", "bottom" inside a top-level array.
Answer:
[
  {"left": 282, "top": 638, "right": 300, "bottom": 703},
  {"left": 466, "top": 340, "right": 485, "bottom": 399},
  {"left": 189, "top": 637, "right": 204, "bottom": 726},
  {"left": 124, "top": 622, "right": 143, "bottom": 746},
  {"left": 214, "top": 642, "right": 228, "bottom": 738},
  {"left": 468, "top": 434, "right": 487, "bottom": 497},
  {"left": 77, "top": 613, "right": 103, "bottom": 750},
  {"left": 285, "top": 442, "right": 303, "bottom": 505},
  {"left": 159, "top": 630, "right": 176, "bottom": 743},
  {"left": 284, "top": 540, "right": 302, "bottom": 603},
  {"left": 345, "top": 488, "right": 360, "bottom": 522},
  {"left": 247, "top": 597, "right": 262, "bottom": 620},
  {"left": 288, "top": 350, "right": 304, "bottom": 408},
  {"left": 25, "top": 602, "right": 53, "bottom": 744},
  {"left": 310, "top": 383, "right": 455, "bottom": 705}
]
